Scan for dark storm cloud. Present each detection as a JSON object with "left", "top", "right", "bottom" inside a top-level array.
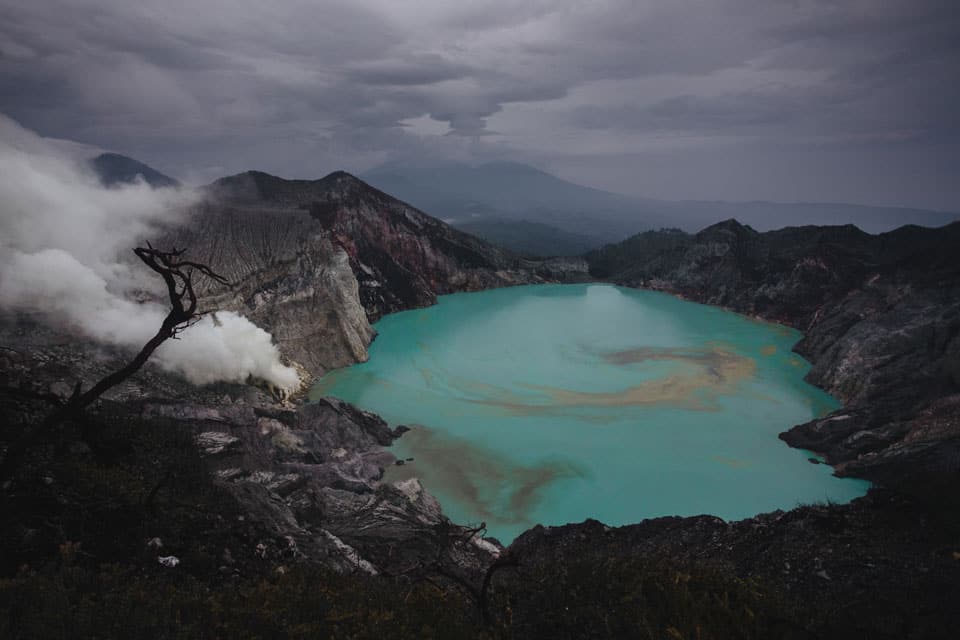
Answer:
[
  {"left": 570, "top": 76, "right": 953, "bottom": 147},
  {"left": 572, "top": 91, "right": 805, "bottom": 133},
  {"left": 766, "top": 0, "right": 958, "bottom": 43},
  {"left": 348, "top": 54, "right": 473, "bottom": 86},
  {"left": 0, "top": 0, "right": 955, "bottom": 208}
]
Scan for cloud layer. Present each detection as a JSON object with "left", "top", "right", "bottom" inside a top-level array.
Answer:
[{"left": 0, "top": 0, "right": 957, "bottom": 208}]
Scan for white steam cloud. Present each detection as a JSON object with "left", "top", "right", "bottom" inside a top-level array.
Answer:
[{"left": 0, "top": 114, "right": 300, "bottom": 393}]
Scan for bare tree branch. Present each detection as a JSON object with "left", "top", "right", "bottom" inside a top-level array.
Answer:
[{"left": 0, "top": 246, "right": 230, "bottom": 484}]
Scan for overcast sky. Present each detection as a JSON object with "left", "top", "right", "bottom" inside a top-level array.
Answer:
[{"left": 1, "top": 0, "right": 957, "bottom": 209}]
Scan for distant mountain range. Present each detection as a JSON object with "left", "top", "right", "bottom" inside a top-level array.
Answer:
[
  {"left": 88, "top": 153, "right": 959, "bottom": 257},
  {"left": 452, "top": 218, "right": 598, "bottom": 257},
  {"left": 362, "top": 162, "right": 648, "bottom": 251},
  {"left": 363, "top": 162, "right": 959, "bottom": 254}
]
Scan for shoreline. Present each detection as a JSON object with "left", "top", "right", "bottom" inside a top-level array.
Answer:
[{"left": 311, "top": 280, "right": 873, "bottom": 543}]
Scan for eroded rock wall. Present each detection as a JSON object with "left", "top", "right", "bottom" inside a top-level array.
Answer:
[
  {"left": 586, "top": 219, "right": 960, "bottom": 485},
  {"left": 162, "top": 203, "right": 374, "bottom": 375},
  {"left": 169, "top": 171, "right": 588, "bottom": 378}
]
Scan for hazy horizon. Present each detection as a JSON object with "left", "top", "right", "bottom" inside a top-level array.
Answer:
[{"left": 78, "top": 150, "right": 960, "bottom": 215}]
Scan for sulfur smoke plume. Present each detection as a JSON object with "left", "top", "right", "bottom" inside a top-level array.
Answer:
[{"left": 0, "top": 114, "right": 301, "bottom": 392}]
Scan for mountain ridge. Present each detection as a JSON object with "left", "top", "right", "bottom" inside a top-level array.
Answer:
[
  {"left": 586, "top": 218, "right": 960, "bottom": 488},
  {"left": 89, "top": 152, "right": 180, "bottom": 188},
  {"left": 89, "top": 151, "right": 960, "bottom": 256},
  {"left": 363, "top": 161, "right": 959, "bottom": 244},
  {"left": 159, "top": 167, "right": 588, "bottom": 375}
]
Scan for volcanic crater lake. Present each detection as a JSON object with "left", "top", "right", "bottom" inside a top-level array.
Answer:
[{"left": 313, "top": 284, "right": 869, "bottom": 543}]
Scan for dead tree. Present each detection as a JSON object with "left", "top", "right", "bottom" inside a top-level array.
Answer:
[{"left": 0, "top": 245, "right": 229, "bottom": 484}]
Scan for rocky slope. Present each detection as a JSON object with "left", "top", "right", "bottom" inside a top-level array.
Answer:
[
  {"left": 586, "top": 219, "right": 960, "bottom": 487},
  {"left": 163, "top": 170, "right": 588, "bottom": 376},
  {"left": 0, "top": 317, "right": 496, "bottom": 582},
  {"left": 507, "top": 487, "right": 960, "bottom": 639}
]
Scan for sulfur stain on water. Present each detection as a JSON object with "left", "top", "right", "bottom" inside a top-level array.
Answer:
[
  {"left": 315, "top": 284, "right": 869, "bottom": 543},
  {"left": 386, "top": 426, "right": 586, "bottom": 529}
]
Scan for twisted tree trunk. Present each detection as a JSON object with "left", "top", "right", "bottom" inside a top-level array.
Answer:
[{"left": 0, "top": 245, "right": 229, "bottom": 484}]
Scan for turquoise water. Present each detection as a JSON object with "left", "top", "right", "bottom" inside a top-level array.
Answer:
[{"left": 314, "top": 284, "right": 869, "bottom": 543}]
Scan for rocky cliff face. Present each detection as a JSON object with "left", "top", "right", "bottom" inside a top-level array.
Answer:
[
  {"left": 161, "top": 201, "right": 374, "bottom": 376},
  {"left": 586, "top": 220, "right": 960, "bottom": 486},
  {"left": 165, "top": 170, "right": 588, "bottom": 376}
]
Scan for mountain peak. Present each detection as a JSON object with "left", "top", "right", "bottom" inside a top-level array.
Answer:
[
  {"left": 320, "top": 170, "right": 358, "bottom": 181},
  {"left": 317, "top": 170, "right": 372, "bottom": 192},
  {"left": 477, "top": 161, "right": 548, "bottom": 174},
  {"left": 698, "top": 218, "right": 757, "bottom": 236},
  {"left": 208, "top": 169, "right": 393, "bottom": 209},
  {"left": 89, "top": 153, "right": 179, "bottom": 188}
]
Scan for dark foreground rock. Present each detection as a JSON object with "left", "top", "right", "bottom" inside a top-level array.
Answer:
[
  {"left": 505, "top": 485, "right": 960, "bottom": 639},
  {"left": 0, "top": 318, "right": 497, "bottom": 583}
]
